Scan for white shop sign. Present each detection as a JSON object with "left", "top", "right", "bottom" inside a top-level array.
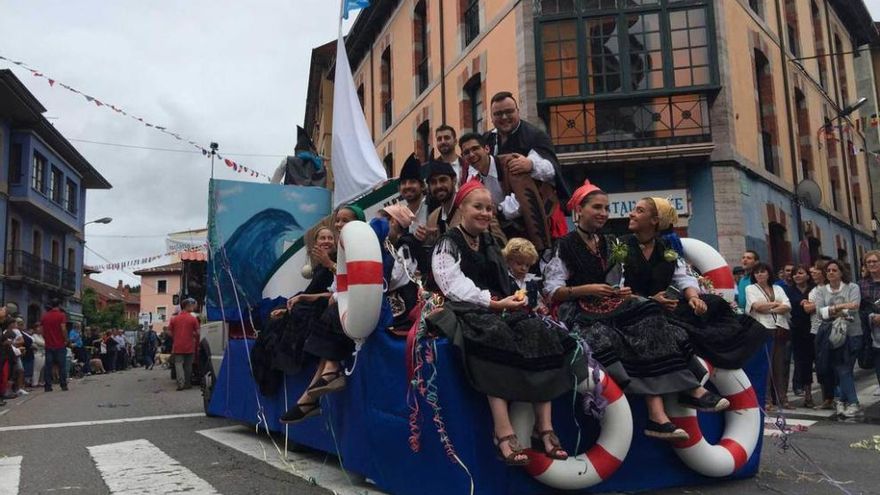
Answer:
[{"left": 606, "top": 189, "right": 689, "bottom": 219}]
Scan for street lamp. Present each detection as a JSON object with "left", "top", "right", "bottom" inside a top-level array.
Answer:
[{"left": 85, "top": 217, "right": 113, "bottom": 226}]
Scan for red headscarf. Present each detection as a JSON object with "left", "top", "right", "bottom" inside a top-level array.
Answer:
[
  {"left": 453, "top": 177, "right": 488, "bottom": 209},
  {"left": 566, "top": 179, "right": 603, "bottom": 212}
]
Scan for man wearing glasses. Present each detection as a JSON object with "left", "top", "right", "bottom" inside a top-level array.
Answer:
[{"left": 480, "top": 91, "right": 571, "bottom": 252}]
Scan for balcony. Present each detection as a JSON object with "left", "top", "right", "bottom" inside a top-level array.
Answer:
[
  {"left": 544, "top": 94, "right": 712, "bottom": 154},
  {"left": 5, "top": 250, "right": 75, "bottom": 293}
]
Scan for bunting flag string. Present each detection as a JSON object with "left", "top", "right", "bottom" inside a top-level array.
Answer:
[
  {"left": 87, "top": 245, "right": 207, "bottom": 272},
  {"left": 0, "top": 54, "right": 272, "bottom": 181}
]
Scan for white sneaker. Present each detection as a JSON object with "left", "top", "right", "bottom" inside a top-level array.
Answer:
[
  {"left": 835, "top": 401, "right": 846, "bottom": 416},
  {"left": 16, "top": 389, "right": 29, "bottom": 396},
  {"left": 842, "top": 403, "right": 862, "bottom": 418}
]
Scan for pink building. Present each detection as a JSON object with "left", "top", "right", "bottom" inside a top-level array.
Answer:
[{"left": 133, "top": 262, "right": 182, "bottom": 333}]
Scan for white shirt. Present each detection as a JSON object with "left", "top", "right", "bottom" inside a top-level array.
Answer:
[
  {"left": 745, "top": 284, "right": 791, "bottom": 329},
  {"left": 407, "top": 198, "right": 429, "bottom": 234},
  {"left": 389, "top": 243, "right": 419, "bottom": 292},
  {"left": 431, "top": 236, "right": 492, "bottom": 308}
]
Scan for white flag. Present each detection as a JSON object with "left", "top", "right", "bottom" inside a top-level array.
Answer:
[{"left": 331, "top": 33, "right": 387, "bottom": 207}]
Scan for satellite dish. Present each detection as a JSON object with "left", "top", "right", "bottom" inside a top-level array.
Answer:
[{"left": 796, "top": 179, "right": 822, "bottom": 207}]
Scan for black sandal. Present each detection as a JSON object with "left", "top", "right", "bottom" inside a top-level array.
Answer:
[
  {"left": 678, "top": 391, "right": 730, "bottom": 412},
  {"left": 644, "top": 420, "right": 689, "bottom": 441},
  {"left": 307, "top": 370, "right": 347, "bottom": 397},
  {"left": 279, "top": 401, "right": 321, "bottom": 424},
  {"left": 494, "top": 434, "right": 530, "bottom": 466}
]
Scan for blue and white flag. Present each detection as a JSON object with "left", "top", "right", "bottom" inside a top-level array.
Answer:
[{"left": 342, "top": 0, "right": 370, "bottom": 19}]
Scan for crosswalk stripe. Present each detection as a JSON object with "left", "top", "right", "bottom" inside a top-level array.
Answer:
[
  {"left": 0, "top": 456, "right": 22, "bottom": 495},
  {"left": 197, "top": 425, "right": 385, "bottom": 495},
  {"left": 87, "top": 439, "right": 219, "bottom": 494}
]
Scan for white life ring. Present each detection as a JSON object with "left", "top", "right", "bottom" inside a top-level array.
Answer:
[
  {"left": 681, "top": 238, "right": 736, "bottom": 303},
  {"left": 511, "top": 369, "right": 633, "bottom": 490},
  {"left": 665, "top": 358, "right": 761, "bottom": 477},
  {"left": 336, "top": 220, "right": 384, "bottom": 340}
]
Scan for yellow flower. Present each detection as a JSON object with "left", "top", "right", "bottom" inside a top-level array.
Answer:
[{"left": 663, "top": 249, "right": 678, "bottom": 262}]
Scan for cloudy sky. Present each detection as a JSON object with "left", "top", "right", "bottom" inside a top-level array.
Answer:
[
  {"left": 0, "top": 0, "right": 354, "bottom": 287},
  {"left": 1, "top": 0, "right": 879, "bottom": 288}
]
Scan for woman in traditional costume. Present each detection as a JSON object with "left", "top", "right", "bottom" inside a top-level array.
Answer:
[
  {"left": 377, "top": 203, "right": 421, "bottom": 336},
  {"left": 545, "top": 183, "right": 734, "bottom": 441},
  {"left": 430, "top": 179, "right": 582, "bottom": 465}
]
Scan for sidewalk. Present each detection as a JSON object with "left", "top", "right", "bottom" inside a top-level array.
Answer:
[{"left": 778, "top": 368, "right": 879, "bottom": 421}]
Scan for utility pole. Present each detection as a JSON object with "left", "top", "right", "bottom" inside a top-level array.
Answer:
[{"left": 209, "top": 142, "right": 219, "bottom": 179}]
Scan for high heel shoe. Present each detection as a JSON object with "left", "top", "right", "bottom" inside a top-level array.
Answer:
[
  {"left": 493, "top": 434, "right": 530, "bottom": 466},
  {"left": 531, "top": 429, "right": 568, "bottom": 460}
]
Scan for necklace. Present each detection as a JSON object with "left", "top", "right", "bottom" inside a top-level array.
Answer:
[{"left": 458, "top": 225, "right": 480, "bottom": 250}]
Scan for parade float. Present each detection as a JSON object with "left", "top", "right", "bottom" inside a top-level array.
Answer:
[{"left": 202, "top": 1, "right": 769, "bottom": 491}]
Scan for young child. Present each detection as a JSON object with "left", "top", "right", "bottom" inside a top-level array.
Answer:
[{"left": 501, "top": 238, "right": 547, "bottom": 314}]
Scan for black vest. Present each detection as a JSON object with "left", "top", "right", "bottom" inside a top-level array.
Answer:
[
  {"left": 556, "top": 231, "right": 614, "bottom": 287},
  {"left": 443, "top": 228, "right": 511, "bottom": 298},
  {"left": 622, "top": 235, "right": 676, "bottom": 297}
]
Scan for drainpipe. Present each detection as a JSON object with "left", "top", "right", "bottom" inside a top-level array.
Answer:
[
  {"left": 438, "top": 0, "right": 448, "bottom": 125},
  {"left": 823, "top": 1, "right": 860, "bottom": 267},
  {"left": 774, "top": 0, "right": 804, "bottom": 262}
]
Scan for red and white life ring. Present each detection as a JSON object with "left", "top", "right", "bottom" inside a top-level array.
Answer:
[
  {"left": 681, "top": 238, "right": 736, "bottom": 303},
  {"left": 665, "top": 358, "right": 761, "bottom": 477},
  {"left": 336, "top": 220, "right": 384, "bottom": 340},
  {"left": 511, "top": 369, "right": 633, "bottom": 490}
]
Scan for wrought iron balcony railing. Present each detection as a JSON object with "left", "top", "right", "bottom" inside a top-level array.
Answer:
[
  {"left": 43, "top": 260, "right": 61, "bottom": 287},
  {"left": 62, "top": 268, "right": 76, "bottom": 292},
  {"left": 544, "top": 94, "right": 712, "bottom": 153},
  {"left": 6, "top": 250, "right": 42, "bottom": 281}
]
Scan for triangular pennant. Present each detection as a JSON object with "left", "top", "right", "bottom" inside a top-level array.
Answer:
[{"left": 47, "top": 79, "right": 55, "bottom": 87}]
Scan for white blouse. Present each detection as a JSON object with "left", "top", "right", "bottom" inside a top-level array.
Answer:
[
  {"left": 431, "top": 237, "right": 492, "bottom": 308},
  {"left": 745, "top": 283, "right": 791, "bottom": 329}
]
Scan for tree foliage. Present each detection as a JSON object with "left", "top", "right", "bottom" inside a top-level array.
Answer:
[{"left": 82, "top": 287, "right": 140, "bottom": 331}]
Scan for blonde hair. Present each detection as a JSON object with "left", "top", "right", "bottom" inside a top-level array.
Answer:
[
  {"left": 864, "top": 250, "right": 880, "bottom": 262},
  {"left": 501, "top": 237, "right": 539, "bottom": 265}
]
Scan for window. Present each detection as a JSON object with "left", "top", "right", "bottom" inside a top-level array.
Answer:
[
  {"left": 67, "top": 247, "right": 75, "bottom": 271},
  {"left": 49, "top": 167, "right": 63, "bottom": 203},
  {"left": 9, "top": 219, "right": 20, "bottom": 251},
  {"left": 32, "top": 230, "right": 42, "bottom": 259},
  {"left": 794, "top": 89, "right": 812, "bottom": 180},
  {"left": 811, "top": 2, "right": 826, "bottom": 89},
  {"left": 748, "top": 0, "right": 762, "bottom": 18},
  {"left": 464, "top": 75, "right": 484, "bottom": 133},
  {"left": 51, "top": 240, "right": 60, "bottom": 265},
  {"left": 834, "top": 35, "right": 849, "bottom": 105},
  {"left": 784, "top": 0, "right": 800, "bottom": 58},
  {"left": 357, "top": 83, "right": 365, "bottom": 111},
  {"left": 538, "top": 1, "right": 715, "bottom": 100},
  {"left": 414, "top": 0, "right": 429, "bottom": 95},
  {"left": 10, "top": 144, "right": 22, "bottom": 183},
  {"left": 157, "top": 306, "right": 167, "bottom": 321},
  {"left": 381, "top": 47, "right": 392, "bottom": 131},
  {"left": 754, "top": 49, "right": 777, "bottom": 175},
  {"left": 383, "top": 153, "right": 394, "bottom": 178},
  {"left": 157, "top": 280, "right": 167, "bottom": 294},
  {"left": 463, "top": 0, "right": 480, "bottom": 48},
  {"left": 64, "top": 179, "right": 78, "bottom": 214},
  {"left": 417, "top": 120, "right": 431, "bottom": 162},
  {"left": 32, "top": 152, "right": 46, "bottom": 193}
]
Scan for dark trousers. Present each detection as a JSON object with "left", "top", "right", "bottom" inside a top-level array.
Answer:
[
  {"left": 791, "top": 326, "right": 815, "bottom": 388},
  {"left": 767, "top": 327, "right": 791, "bottom": 405},
  {"left": 44, "top": 348, "right": 68, "bottom": 390},
  {"left": 74, "top": 347, "right": 90, "bottom": 374},
  {"left": 105, "top": 349, "right": 117, "bottom": 372}
]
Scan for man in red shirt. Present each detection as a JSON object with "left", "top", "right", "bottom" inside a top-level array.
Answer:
[
  {"left": 169, "top": 299, "right": 200, "bottom": 390},
  {"left": 40, "top": 299, "right": 68, "bottom": 391}
]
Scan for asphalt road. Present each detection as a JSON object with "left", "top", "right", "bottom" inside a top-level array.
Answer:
[{"left": 1, "top": 366, "right": 878, "bottom": 495}]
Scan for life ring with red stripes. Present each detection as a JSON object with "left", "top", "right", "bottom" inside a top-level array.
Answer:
[
  {"left": 680, "top": 238, "right": 736, "bottom": 303},
  {"left": 665, "top": 358, "right": 761, "bottom": 477},
  {"left": 511, "top": 369, "right": 633, "bottom": 490},
  {"left": 336, "top": 220, "right": 384, "bottom": 340}
]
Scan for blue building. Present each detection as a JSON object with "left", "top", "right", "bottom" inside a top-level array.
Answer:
[{"left": 0, "top": 69, "right": 112, "bottom": 326}]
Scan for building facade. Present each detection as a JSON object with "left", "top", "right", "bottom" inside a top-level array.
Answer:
[
  {"left": 855, "top": 23, "right": 880, "bottom": 221},
  {"left": 82, "top": 274, "right": 141, "bottom": 321},
  {"left": 305, "top": 0, "right": 878, "bottom": 271},
  {"left": 133, "top": 262, "right": 182, "bottom": 333},
  {"left": 0, "top": 70, "right": 112, "bottom": 327}
]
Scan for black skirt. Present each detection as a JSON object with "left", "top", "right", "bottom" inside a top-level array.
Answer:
[
  {"left": 670, "top": 294, "right": 768, "bottom": 370},
  {"left": 427, "top": 301, "right": 585, "bottom": 402},
  {"left": 559, "top": 297, "right": 706, "bottom": 396},
  {"left": 303, "top": 303, "right": 354, "bottom": 362}
]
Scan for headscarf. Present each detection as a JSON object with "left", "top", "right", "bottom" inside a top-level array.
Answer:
[
  {"left": 341, "top": 204, "right": 365, "bottom": 222},
  {"left": 453, "top": 177, "right": 487, "bottom": 209},
  {"left": 649, "top": 197, "right": 683, "bottom": 257},
  {"left": 567, "top": 179, "right": 603, "bottom": 213},
  {"left": 381, "top": 203, "right": 416, "bottom": 229}
]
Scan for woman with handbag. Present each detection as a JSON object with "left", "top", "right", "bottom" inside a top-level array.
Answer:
[
  {"left": 745, "top": 262, "right": 791, "bottom": 410},
  {"left": 804, "top": 261, "right": 836, "bottom": 409},
  {"left": 812, "top": 260, "right": 862, "bottom": 418}
]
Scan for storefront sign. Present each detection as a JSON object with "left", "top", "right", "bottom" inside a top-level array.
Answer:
[{"left": 607, "top": 189, "right": 689, "bottom": 219}]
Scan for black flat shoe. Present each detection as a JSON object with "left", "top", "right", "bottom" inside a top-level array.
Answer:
[
  {"left": 678, "top": 391, "right": 730, "bottom": 412},
  {"left": 644, "top": 420, "right": 689, "bottom": 441},
  {"left": 279, "top": 401, "right": 321, "bottom": 424}
]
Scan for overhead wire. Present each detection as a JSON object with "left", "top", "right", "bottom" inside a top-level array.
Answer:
[{"left": 68, "top": 137, "right": 288, "bottom": 158}]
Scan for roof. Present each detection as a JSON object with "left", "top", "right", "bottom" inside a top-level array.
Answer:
[
  {"left": 179, "top": 250, "right": 207, "bottom": 262},
  {"left": 344, "top": 0, "right": 399, "bottom": 71},
  {"left": 83, "top": 277, "right": 140, "bottom": 305},
  {"left": 829, "top": 1, "right": 879, "bottom": 46},
  {"left": 0, "top": 70, "right": 112, "bottom": 189},
  {"left": 132, "top": 262, "right": 183, "bottom": 276}
]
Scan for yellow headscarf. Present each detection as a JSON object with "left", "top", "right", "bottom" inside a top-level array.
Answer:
[{"left": 650, "top": 197, "right": 677, "bottom": 231}]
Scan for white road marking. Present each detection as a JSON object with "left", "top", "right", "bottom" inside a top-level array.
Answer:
[
  {"left": 764, "top": 418, "right": 816, "bottom": 437},
  {"left": 0, "top": 456, "right": 22, "bottom": 495},
  {"left": 197, "top": 425, "right": 385, "bottom": 495},
  {"left": 0, "top": 413, "right": 204, "bottom": 433},
  {"left": 87, "top": 439, "right": 219, "bottom": 494}
]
